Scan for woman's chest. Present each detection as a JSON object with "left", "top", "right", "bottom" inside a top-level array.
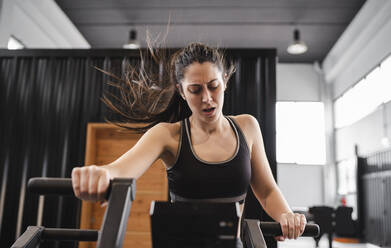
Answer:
[{"left": 191, "top": 134, "right": 238, "bottom": 163}]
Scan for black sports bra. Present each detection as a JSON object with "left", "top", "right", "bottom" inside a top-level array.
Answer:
[{"left": 166, "top": 116, "right": 252, "bottom": 204}]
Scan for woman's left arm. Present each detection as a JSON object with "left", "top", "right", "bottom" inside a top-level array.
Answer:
[{"left": 244, "top": 115, "right": 306, "bottom": 240}]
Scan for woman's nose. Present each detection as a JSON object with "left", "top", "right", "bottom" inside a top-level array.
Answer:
[{"left": 201, "top": 89, "right": 212, "bottom": 103}]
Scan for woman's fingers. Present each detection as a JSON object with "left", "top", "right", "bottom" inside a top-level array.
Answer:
[
  {"left": 280, "top": 216, "right": 289, "bottom": 239},
  {"left": 79, "top": 166, "right": 90, "bottom": 200},
  {"left": 97, "top": 170, "right": 110, "bottom": 201},
  {"left": 71, "top": 165, "right": 110, "bottom": 202},
  {"left": 279, "top": 213, "right": 307, "bottom": 240},
  {"left": 300, "top": 214, "right": 306, "bottom": 235},
  {"left": 288, "top": 214, "right": 294, "bottom": 239},
  {"left": 71, "top": 168, "right": 81, "bottom": 198},
  {"left": 294, "top": 214, "right": 301, "bottom": 238},
  {"left": 88, "top": 166, "right": 98, "bottom": 200}
]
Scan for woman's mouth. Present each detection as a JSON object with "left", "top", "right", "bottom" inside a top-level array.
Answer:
[{"left": 202, "top": 107, "right": 216, "bottom": 115}]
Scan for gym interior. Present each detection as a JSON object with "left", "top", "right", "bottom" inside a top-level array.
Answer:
[{"left": 1, "top": 0, "right": 390, "bottom": 248}]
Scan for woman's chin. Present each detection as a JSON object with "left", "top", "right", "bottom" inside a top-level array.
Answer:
[{"left": 200, "top": 109, "right": 223, "bottom": 122}]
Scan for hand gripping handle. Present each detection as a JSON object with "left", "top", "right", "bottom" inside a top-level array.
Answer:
[{"left": 260, "top": 221, "right": 320, "bottom": 237}]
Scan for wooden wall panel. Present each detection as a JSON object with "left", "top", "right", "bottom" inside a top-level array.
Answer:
[{"left": 80, "top": 123, "right": 168, "bottom": 248}]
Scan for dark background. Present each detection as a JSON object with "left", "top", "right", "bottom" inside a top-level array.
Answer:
[{"left": 0, "top": 48, "right": 276, "bottom": 247}]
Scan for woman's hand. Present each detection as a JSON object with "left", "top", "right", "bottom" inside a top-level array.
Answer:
[
  {"left": 71, "top": 165, "right": 111, "bottom": 202},
  {"left": 275, "top": 212, "right": 307, "bottom": 241}
]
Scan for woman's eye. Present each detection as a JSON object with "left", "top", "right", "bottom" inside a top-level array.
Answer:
[
  {"left": 188, "top": 87, "right": 201, "bottom": 94},
  {"left": 208, "top": 82, "right": 219, "bottom": 90}
]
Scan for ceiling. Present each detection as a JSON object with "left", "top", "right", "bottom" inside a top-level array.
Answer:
[{"left": 55, "top": 0, "right": 366, "bottom": 63}]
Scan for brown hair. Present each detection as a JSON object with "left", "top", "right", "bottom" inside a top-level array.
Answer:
[{"left": 102, "top": 42, "right": 235, "bottom": 133}]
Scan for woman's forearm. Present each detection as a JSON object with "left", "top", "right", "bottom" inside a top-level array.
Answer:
[{"left": 259, "top": 187, "right": 292, "bottom": 222}]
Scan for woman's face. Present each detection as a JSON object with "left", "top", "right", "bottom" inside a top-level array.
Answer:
[{"left": 179, "top": 62, "right": 226, "bottom": 123}]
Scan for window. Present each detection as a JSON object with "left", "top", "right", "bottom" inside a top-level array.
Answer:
[
  {"left": 335, "top": 54, "right": 391, "bottom": 128},
  {"left": 276, "top": 102, "right": 326, "bottom": 165},
  {"left": 8, "top": 35, "right": 25, "bottom": 50},
  {"left": 337, "top": 158, "right": 357, "bottom": 195}
]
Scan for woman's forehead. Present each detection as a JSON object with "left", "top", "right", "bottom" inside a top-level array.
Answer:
[{"left": 183, "top": 62, "right": 222, "bottom": 83}]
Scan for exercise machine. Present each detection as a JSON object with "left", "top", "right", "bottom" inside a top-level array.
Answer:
[
  {"left": 11, "top": 177, "right": 135, "bottom": 248},
  {"left": 150, "top": 201, "right": 320, "bottom": 248},
  {"left": 11, "top": 178, "right": 319, "bottom": 248}
]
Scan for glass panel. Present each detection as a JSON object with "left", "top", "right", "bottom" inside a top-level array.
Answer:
[
  {"left": 276, "top": 102, "right": 326, "bottom": 165},
  {"left": 335, "top": 54, "right": 391, "bottom": 128},
  {"left": 381, "top": 56, "right": 391, "bottom": 103}
]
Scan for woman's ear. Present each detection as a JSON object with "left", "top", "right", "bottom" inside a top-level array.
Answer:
[
  {"left": 176, "top": 84, "right": 186, "bottom": 100},
  {"left": 223, "top": 73, "right": 228, "bottom": 90}
]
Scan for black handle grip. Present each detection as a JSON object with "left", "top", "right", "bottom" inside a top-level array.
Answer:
[
  {"left": 28, "top": 178, "right": 74, "bottom": 195},
  {"left": 42, "top": 228, "right": 98, "bottom": 241},
  {"left": 260, "top": 222, "right": 320, "bottom": 237}
]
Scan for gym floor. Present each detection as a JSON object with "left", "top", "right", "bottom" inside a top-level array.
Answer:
[{"left": 277, "top": 236, "right": 380, "bottom": 248}]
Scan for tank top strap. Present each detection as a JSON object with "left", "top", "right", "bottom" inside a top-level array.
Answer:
[
  {"left": 226, "top": 116, "right": 251, "bottom": 156},
  {"left": 183, "top": 117, "right": 193, "bottom": 153},
  {"left": 180, "top": 118, "right": 191, "bottom": 154}
]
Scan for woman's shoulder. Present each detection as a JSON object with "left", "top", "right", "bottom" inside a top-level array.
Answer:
[
  {"left": 150, "top": 122, "right": 182, "bottom": 163},
  {"left": 228, "top": 114, "right": 261, "bottom": 149},
  {"left": 150, "top": 121, "right": 182, "bottom": 140},
  {"left": 228, "top": 114, "right": 260, "bottom": 131}
]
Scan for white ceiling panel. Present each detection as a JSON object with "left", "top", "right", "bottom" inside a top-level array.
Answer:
[{"left": 55, "top": 0, "right": 366, "bottom": 62}]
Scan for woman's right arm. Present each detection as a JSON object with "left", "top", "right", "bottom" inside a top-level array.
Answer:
[{"left": 71, "top": 123, "right": 170, "bottom": 202}]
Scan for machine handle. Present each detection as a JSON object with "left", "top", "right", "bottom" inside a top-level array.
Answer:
[
  {"left": 17, "top": 177, "right": 136, "bottom": 248},
  {"left": 28, "top": 178, "right": 74, "bottom": 195},
  {"left": 27, "top": 176, "right": 137, "bottom": 200},
  {"left": 42, "top": 228, "right": 98, "bottom": 241},
  {"left": 260, "top": 221, "right": 320, "bottom": 237}
]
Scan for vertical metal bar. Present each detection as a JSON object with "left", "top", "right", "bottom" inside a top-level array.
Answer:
[
  {"left": 56, "top": 135, "right": 69, "bottom": 228},
  {"left": 37, "top": 152, "right": 48, "bottom": 226},
  {"left": 97, "top": 178, "right": 136, "bottom": 248},
  {"left": 255, "top": 57, "right": 261, "bottom": 121},
  {"left": 386, "top": 173, "right": 391, "bottom": 247},
  {"left": 381, "top": 174, "right": 385, "bottom": 246},
  {"left": 10, "top": 226, "right": 44, "bottom": 248},
  {"left": 16, "top": 156, "right": 29, "bottom": 239},
  {"left": 242, "top": 219, "right": 267, "bottom": 248},
  {"left": 377, "top": 174, "right": 384, "bottom": 246},
  {"left": 0, "top": 154, "right": 9, "bottom": 235}
]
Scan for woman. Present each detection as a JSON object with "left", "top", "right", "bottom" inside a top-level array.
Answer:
[{"left": 71, "top": 43, "right": 306, "bottom": 245}]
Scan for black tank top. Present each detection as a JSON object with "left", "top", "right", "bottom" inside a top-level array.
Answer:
[{"left": 166, "top": 116, "right": 252, "bottom": 203}]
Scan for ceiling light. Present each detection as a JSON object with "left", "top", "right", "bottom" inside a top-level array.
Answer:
[
  {"left": 8, "top": 35, "right": 24, "bottom": 50},
  {"left": 287, "top": 29, "right": 308, "bottom": 55},
  {"left": 123, "top": 29, "right": 140, "bottom": 49}
]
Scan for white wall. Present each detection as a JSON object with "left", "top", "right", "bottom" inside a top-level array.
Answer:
[
  {"left": 277, "top": 163, "right": 324, "bottom": 208},
  {"left": 323, "top": 0, "right": 391, "bottom": 99},
  {"left": 276, "top": 63, "right": 326, "bottom": 208},
  {"left": 0, "top": 0, "right": 90, "bottom": 48},
  {"left": 277, "top": 63, "right": 321, "bottom": 102}
]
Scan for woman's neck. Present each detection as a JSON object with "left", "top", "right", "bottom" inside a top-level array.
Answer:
[{"left": 189, "top": 114, "right": 227, "bottom": 135}]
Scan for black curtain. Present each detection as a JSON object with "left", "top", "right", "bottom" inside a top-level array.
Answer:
[
  {"left": 0, "top": 49, "right": 276, "bottom": 248},
  {"left": 225, "top": 50, "right": 277, "bottom": 248}
]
